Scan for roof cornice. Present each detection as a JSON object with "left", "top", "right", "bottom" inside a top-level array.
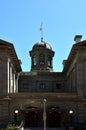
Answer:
[
  {"left": 0, "top": 39, "right": 22, "bottom": 72},
  {"left": 63, "top": 40, "right": 86, "bottom": 74}
]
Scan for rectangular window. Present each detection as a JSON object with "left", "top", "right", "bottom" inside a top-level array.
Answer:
[
  {"left": 56, "top": 83, "right": 62, "bottom": 89},
  {"left": 39, "top": 83, "right": 45, "bottom": 89},
  {"left": 23, "top": 83, "right": 28, "bottom": 89}
]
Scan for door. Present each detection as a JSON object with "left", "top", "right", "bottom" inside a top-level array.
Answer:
[
  {"left": 25, "top": 111, "right": 39, "bottom": 127},
  {"left": 47, "top": 111, "right": 61, "bottom": 127}
]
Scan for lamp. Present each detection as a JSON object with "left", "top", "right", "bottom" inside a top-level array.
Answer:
[
  {"left": 69, "top": 110, "right": 73, "bottom": 126},
  {"left": 14, "top": 110, "right": 19, "bottom": 126}
]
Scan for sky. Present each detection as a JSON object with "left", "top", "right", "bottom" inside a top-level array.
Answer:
[{"left": 0, "top": 0, "right": 86, "bottom": 72}]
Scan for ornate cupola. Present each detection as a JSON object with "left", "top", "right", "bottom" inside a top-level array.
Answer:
[{"left": 29, "top": 38, "right": 55, "bottom": 72}]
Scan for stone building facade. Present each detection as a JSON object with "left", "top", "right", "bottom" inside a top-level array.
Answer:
[{"left": 0, "top": 35, "right": 86, "bottom": 128}]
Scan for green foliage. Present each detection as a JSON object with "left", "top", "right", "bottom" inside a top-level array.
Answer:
[{"left": 5, "top": 124, "right": 16, "bottom": 130}]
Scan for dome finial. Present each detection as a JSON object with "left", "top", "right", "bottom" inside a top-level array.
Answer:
[{"left": 40, "top": 23, "right": 43, "bottom": 42}]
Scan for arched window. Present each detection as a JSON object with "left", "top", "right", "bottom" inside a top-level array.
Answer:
[
  {"left": 39, "top": 54, "right": 45, "bottom": 65},
  {"left": 47, "top": 55, "right": 52, "bottom": 66},
  {"left": 33, "top": 55, "right": 37, "bottom": 66}
]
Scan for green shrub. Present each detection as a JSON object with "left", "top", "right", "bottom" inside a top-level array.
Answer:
[{"left": 5, "top": 124, "right": 16, "bottom": 130}]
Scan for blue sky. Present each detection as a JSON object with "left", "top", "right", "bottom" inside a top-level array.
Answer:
[{"left": 0, "top": 0, "right": 86, "bottom": 72}]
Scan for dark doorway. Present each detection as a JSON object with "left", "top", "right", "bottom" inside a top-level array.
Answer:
[
  {"left": 47, "top": 109, "right": 61, "bottom": 127},
  {"left": 25, "top": 111, "right": 39, "bottom": 127}
]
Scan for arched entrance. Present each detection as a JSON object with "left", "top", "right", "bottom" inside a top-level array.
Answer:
[
  {"left": 25, "top": 111, "right": 39, "bottom": 127},
  {"left": 47, "top": 107, "right": 61, "bottom": 127},
  {"left": 20, "top": 106, "right": 67, "bottom": 128},
  {"left": 47, "top": 111, "right": 61, "bottom": 127},
  {"left": 21, "top": 106, "right": 41, "bottom": 127}
]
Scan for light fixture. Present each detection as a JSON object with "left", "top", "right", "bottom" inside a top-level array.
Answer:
[
  {"left": 69, "top": 110, "right": 73, "bottom": 114},
  {"left": 15, "top": 110, "right": 18, "bottom": 114}
]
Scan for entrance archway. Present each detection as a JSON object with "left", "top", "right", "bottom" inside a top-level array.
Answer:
[
  {"left": 25, "top": 111, "right": 39, "bottom": 127},
  {"left": 20, "top": 106, "right": 66, "bottom": 128},
  {"left": 21, "top": 106, "right": 40, "bottom": 127},
  {"left": 47, "top": 107, "right": 61, "bottom": 127}
]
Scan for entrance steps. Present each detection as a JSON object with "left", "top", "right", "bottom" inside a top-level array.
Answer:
[{"left": 24, "top": 128, "right": 66, "bottom": 130}]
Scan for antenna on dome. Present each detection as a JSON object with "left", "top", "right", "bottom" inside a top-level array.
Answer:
[{"left": 40, "top": 23, "right": 43, "bottom": 42}]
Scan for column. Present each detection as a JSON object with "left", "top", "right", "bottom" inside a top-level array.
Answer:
[{"left": 43, "top": 99, "right": 47, "bottom": 130}]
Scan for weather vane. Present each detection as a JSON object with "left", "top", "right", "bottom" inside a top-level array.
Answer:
[{"left": 40, "top": 23, "right": 43, "bottom": 42}]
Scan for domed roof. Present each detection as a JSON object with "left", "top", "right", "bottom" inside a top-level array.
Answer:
[{"left": 32, "top": 41, "right": 52, "bottom": 50}]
